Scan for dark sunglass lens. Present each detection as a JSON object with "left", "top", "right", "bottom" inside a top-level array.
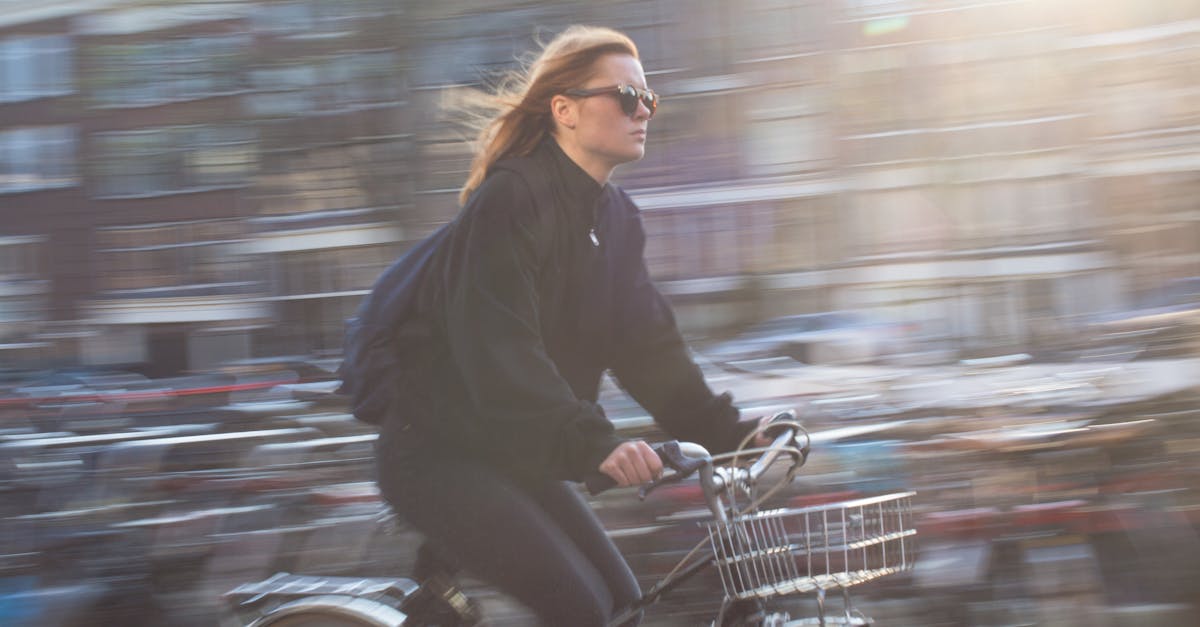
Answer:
[
  {"left": 617, "top": 85, "right": 639, "bottom": 116},
  {"left": 642, "top": 92, "right": 658, "bottom": 118}
]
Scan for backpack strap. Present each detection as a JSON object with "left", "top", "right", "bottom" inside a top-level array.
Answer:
[
  {"left": 338, "top": 222, "right": 452, "bottom": 425},
  {"left": 340, "top": 153, "right": 558, "bottom": 426},
  {"left": 489, "top": 155, "right": 559, "bottom": 265}
]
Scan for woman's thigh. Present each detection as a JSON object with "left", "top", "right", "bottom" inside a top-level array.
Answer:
[
  {"left": 377, "top": 449, "right": 625, "bottom": 626},
  {"left": 525, "top": 480, "right": 641, "bottom": 611}
]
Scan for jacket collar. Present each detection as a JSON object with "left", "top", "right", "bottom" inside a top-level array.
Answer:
[{"left": 539, "top": 137, "right": 607, "bottom": 211}]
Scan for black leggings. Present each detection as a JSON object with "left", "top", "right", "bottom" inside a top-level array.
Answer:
[{"left": 376, "top": 428, "right": 641, "bottom": 627}]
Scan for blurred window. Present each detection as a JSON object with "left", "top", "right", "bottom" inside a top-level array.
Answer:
[
  {"left": 253, "top": 1, "right": 315, "bottom": 33},
  {"left": 640, "top": 210, "right": 686, "bottom": 280},
  {"left": 934, "top": 50, "right": 1064, "bottom": 124},
  {"left": 1019, "top": 178, "right": 1079, "bottom": 241},
  {"left": 851, "top": 187, "right": 950, "bottom": 255},
  {"left": 275, "top": 244, "right": 393, "bottom": 297},
  {"left": 89, "top": 34, "right": 248, "bottom": 107},
  {"left": 256, "top": 142, "right": 404, "bottom": 214},
  {"left": 248, "top": 51, "right": 401, "bottom": 117},
  {"left": 983, "top": 180, "right": 1019, "bottom": 238},
  {"left": 837, "top": 46, "right": 922, "bottom": 132},
  {"left": 0, "top": 294, "right": 43, "bottom": 324},
  {"left": 1102, "top": 173, "right": 1200, "bottom": 271},
  {"left": 842, "top": 0, "right": 914, "bottom": 20},
  {"left": 938, "top": 115, "right": 1080, "bottom": 159},
  {"left": 96, "top": 220, "right": 251, "bottom": 292},
  {"left": 1083, "top": 1, "right": 1199, "bottom": 32},
  {"left": 247, "top": 65, "right": 315, "bottom": 115},
  {"left": 1093, "top": 62, "right": 1177, "bottom": 134},
  {"left": 1021, "top": 53, "right": 1071, "bottom": 115},
  {"left": 737, "top": 0, "right": 824, "bottom": 59},
  {"left": 336, "top": 51, "right": 402, "bottom": 104},
  {"left": 744, "top": 85, "right": 830, "bottom": 175},
  {"left": 771, "top": 197, "right": 838, "bottom": 271},
  {"left": 92, "top": 125, "right": 256, "bottom": 197},
  {"left": 675, "top": 0, "right": 736, "bottom": 71},
  {"left": 0, "top": 34, "right": 73, "bottom": 103},
  {"left": 252, "top": 0, "right": 391, "bottom": 36},
  {"left": 0, "top": 126, "right": 78, "bottom": 193},
  {"left": 841, "top": 129, "right": 922, "bottom": 165},
  {"left": 943, "top": 183, "right": 979, "bottom": 247},
  {"left": 0, "top": 237, "right": 44, "bottom": 280},
  {"left": 642, "top": 197, "right": 837, "bottom": 281},
  {"left": 609, "top": 1, "right": 671, "bottom": 71},
  {"left": 972, "top": 58, "right": 1028, "bottom": 119},
  {"left": 410, "top": 6, "right": 561, "bottom": 87},
  {"left": 415, "top": 137, "right": 473, "bottom": 195}
]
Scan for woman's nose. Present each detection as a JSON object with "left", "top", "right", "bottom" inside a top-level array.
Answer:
[{"left": 633, "top": 100, "right": 651, "bottom": 120}]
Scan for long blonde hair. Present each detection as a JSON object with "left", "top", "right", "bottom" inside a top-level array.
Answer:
[{"left": 455, "top": 25, "right": 639, "bottom": 205}]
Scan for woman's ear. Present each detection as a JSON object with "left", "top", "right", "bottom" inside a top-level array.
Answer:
[{"left": 551, "top": 94, "right": 577, "bottom": 131}]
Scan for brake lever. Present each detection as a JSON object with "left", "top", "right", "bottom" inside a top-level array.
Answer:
[
  {"left": 764, "top": 411, "right": 811, "bottom": 464},
  {"left": 638, "top": 441, "right": 708, "bottom": 501}
]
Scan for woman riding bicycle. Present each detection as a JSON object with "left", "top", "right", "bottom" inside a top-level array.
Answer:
[{"left": 366, "top": 25, "right": 769, "bottom": 627}]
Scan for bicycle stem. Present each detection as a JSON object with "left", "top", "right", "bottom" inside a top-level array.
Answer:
[{"left": 696, "top": 423, "right": 805, "bottom": 523}]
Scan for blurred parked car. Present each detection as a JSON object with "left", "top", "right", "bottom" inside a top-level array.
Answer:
[
  {"left": 1083, "top": 277, "right": 1200, "bottom": 359},
  {"left": 698, "top": 311, "right": 913, "bottom": 365},
  {"left": 217, "top": 357, "right": 339, "bottom": 383}
]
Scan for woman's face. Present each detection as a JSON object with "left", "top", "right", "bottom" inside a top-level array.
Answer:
[{"left": 560, "top": 53, "right": 653, "bottom": 179}]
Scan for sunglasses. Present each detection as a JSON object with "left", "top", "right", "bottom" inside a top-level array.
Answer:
[{"left": 564, "top": 84, "right": 659, "bottom": 119}]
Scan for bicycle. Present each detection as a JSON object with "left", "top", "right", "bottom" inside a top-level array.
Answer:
[{"left": 222, "top": 410, "right": 917, "bottom": 626}]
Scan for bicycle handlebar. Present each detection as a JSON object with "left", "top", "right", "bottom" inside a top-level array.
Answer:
[
  {"left": 583, "top": 440, "right": 709, "bottom": 496},
  {"left": 583, "top": 410, "right": 809, "bottom": 520}
]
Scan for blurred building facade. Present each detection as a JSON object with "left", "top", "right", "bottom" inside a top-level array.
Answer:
[
  {"left": 1, "top": 0, "right": 1198, "bottom": 373},
  {"left": 406, "top": 0, "right": 1200, "bottom": 357},
  {"left": 0, "top": 0, "right": 411, "bottom": 374}
]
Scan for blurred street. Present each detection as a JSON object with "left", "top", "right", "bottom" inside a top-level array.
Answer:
[{"left": 2, "top": 351, "right": 1199, "bottom": 625}]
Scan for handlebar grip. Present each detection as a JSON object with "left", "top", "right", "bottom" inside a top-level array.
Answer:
[
  {"left": 584, "top": 440, "right": 710, "bottom": 497},
  {"left": 764, "top": 409, "right": 797, "bottom": 435}
]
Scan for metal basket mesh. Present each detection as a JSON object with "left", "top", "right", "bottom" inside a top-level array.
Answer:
[{"left": 705, "top": 491, "right": 916, "bottom": 602}]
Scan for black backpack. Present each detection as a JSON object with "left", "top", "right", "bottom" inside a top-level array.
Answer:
[{"left": 337, "top": 156, "right": 555, "bottom": 425}]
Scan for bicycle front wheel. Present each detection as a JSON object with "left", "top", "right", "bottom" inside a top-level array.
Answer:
[{"left": 247, "top": 594, "right": 407, "bottom": 627}]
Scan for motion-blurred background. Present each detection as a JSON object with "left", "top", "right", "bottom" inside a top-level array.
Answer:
[
  {"left": 2, "top": 0, "right": 1199, "bottom": 625},
  {"left": 1, "top": 0, "right": 1198, "bottom": 370}
]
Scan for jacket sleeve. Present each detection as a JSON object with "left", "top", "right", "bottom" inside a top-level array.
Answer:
[
  {"left": 440, "top": 172, "right": 624, "bottom": 481},
  {"left": 609, "top": 203, "right": 757, "bottom": 455}
]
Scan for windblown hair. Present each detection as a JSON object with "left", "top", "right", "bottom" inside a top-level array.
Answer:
[{"left": 454, "top": 25, "right": 639, "bottom": 205}]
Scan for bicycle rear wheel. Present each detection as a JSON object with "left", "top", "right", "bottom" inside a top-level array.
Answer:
[
  {"left": 263, "top": 612, "right": 376, "bottom": 627},
  {"left": 247, "top": 594, "right": 406, "bottom": 627}
]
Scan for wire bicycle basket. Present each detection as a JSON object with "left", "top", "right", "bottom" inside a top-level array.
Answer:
[{"left": 706, "top": 491, "right": 916, "bottom": 604}]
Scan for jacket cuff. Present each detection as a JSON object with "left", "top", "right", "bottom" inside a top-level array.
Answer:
[
  {"left": 672, "top": 390, "right": 745, "bottom": 455},
  {"left": 580, "top": 432, "right": 626, "bottom": 480},
  {"left": 724, "top": 415, "right": 762, "bottom": 452}
]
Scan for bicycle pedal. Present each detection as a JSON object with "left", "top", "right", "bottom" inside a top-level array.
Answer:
[
  {"left": 408, "top": 573, "right": 482, "bottom": 626},
  {"left": 438, "top": 583, "right": 479, "bottom": 622}
]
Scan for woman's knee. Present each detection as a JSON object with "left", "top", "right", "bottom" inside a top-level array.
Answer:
[
  {"left": 529, "top": 580, "right": 612, "bottom": 627},
  {"left": 533, "top": 580, "right": 643, "bottom": 627}
]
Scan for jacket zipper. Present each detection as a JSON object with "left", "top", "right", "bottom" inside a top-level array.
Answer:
[{"left": 588, "top": 196, "right": 601, "bottom": 247}]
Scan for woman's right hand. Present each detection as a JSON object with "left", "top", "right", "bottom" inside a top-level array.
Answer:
[{"left": 599, "top": 440, "right": 663, "bottom": 487}]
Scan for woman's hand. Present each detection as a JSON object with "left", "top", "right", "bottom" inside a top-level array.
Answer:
[
  {"left": 599, "top": 440, "right": 663, "bottom": 487},
  {"left": 751, "top": 414, "right": 779, "bottom": 447}
]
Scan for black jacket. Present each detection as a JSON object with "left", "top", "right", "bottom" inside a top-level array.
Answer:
[{"left": 379, "top": 138, "right": 754, "bottom": 482}]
